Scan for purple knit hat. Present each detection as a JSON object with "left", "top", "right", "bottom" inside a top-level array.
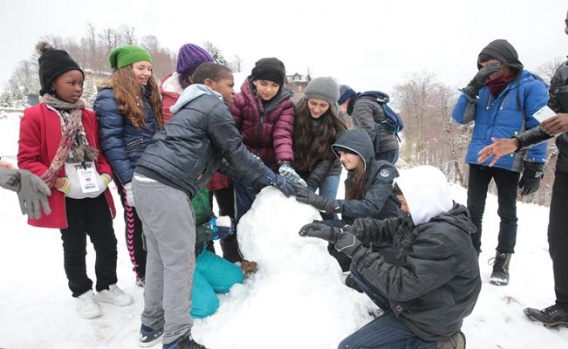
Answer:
[{"left": 175, "top": 43, "right": 214, "bottom": 78}]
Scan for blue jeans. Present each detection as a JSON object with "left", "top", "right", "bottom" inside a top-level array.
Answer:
[
  {"left": 318, "top": 174, "right": 340, "bottom": 220},
  {"left": 339, "top": 266, "right": 437, "bottom": 349},
  {"left": 191, "top": 250, "right": 244, "bottom": 318}
]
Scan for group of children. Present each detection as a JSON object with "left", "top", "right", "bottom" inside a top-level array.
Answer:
[{"left": 15, "top": 39, "right": 483, "bottom": 349}]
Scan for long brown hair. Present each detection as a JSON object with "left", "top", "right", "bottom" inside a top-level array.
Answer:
[
  {"left": 293, "top": 98, "right": 347, "bottom": 172},
  {"left": 345, "top": 160, "right": 367, "bottom": 200},
  {"left": 110, "top": 67, "right": 163, "bottom": 128}
]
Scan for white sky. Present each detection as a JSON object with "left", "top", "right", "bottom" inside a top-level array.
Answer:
[
  {"left": 1, "top": 0, "right": 567, "bottom": 95},
  {"left": 1, "top": 111, "right": 568, "bottom": 347}
]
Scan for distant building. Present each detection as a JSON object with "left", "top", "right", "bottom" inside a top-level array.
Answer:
[{"left": 286, "top": 73, "right": 310, "bottom": 101}]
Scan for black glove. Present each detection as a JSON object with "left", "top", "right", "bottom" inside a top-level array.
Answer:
[
  {"left": 299, "top": 222, "right": 365, "bottom": 258},
  {"left": 295, "top": 186, "right": 339, "bottom": 214},
  {"left": 463, "top": 62, "right": 501, "bottom": 98},
  {"left": 519, "top": 161, "right": 544, "bottom": 196}
]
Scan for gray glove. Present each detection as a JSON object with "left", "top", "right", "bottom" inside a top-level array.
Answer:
[
  {"left": 2, "top": 169, "right": 52, "bottom": 219},
  {"left": 278, "top": 163, "right": 307, "bottom": 188},
  {"left": 463, "top": 62, "right": 501, "bottom": 98},
  {"left": 0, "top": 167, "right": 20, "bottom": 192}
]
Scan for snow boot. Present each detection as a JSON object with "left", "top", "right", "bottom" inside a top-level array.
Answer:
[
  {"left": 489, "top": 252, "right": 511, "bottom": 286},
  {"left": 524, "top": 304, "right": 568, "bottom": 328}
]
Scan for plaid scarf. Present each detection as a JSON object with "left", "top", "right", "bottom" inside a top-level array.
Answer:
[{"left": 40, "top": 94, "right": 99, "bottom": 187}]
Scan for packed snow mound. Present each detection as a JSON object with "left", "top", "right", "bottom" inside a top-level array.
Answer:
[{"left": 193, "top": 187, "right": 376, "bottom": 349}]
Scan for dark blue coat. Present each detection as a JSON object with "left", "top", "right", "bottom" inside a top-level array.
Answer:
[{"left": 94, "top": 87, "right": 160, "bottom": 184}]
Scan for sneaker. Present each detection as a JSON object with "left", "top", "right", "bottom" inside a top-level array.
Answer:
[
  {"left": 524, "top": 304, "right": 568, "bottom": 328},
  {"left": 163, "top": 333, "right": 206, "bottom": 349},
  {"left": 139, "top": 324, "right": 164, "bottom": 347},
  {"left": 97, "top": 284, "right": 134, "bottom": 306},
  {"left": 489, "top": 252, "right": 511, "bottom": 286},
  {"left": 77, "top": 290, "right": 102, "bottom": 319}
]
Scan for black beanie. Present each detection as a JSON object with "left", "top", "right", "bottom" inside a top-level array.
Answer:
[
  {"left": 477, "top": 39, "right": 523, "bottom": 71},
  {"left": 36, "top": 41, "right": 84, "bottom": 96},
  {"left": 251, "top": 57, "right": 286, "bottom": 85}
]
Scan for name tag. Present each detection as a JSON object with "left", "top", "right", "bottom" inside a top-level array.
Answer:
[{"left": 77, "top": 166, "right": 100, "bottom": 193}]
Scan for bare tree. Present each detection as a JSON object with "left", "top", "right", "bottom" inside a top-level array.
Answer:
[{"left": 535, "top": 57, "right": 565, "bottom": 84}]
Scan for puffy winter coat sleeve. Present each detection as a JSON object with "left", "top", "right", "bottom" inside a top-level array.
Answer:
[
  {"left": 272, "top": 99, "right": 295, "bottom": 164},
  {"left": 94, "top": 89, "right": 133, "bottom": 184},
  {"left": 207, "top": 98, "right": 267, "bottom": 183},
  {"left": 339, "top": 161, "right": 398, "bottom": 218},
  {"left": 229, "top": 93, "right": 245, "bottom": 129},
  {"left": 452, "top": 93, "right": 477, "bottom": 125},
  {"left": 351, "top": 98, "right": 378, "bottom": 141},
  {"left": 355, "top": 223, "right": 460, "bottom": 302}
]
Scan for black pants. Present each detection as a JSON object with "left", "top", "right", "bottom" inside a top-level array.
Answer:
[
  {"left": 116, "top": 180, "right": 146, "bottom": 280},
  {"left": 548, "top": 171, "right": 568, "bottom": 307},
  {"left": 60, "top": 195, "right": 118, "bottom": 297},
  {"left": 467, "top": 165, "right": 519, "bottom": 254}
]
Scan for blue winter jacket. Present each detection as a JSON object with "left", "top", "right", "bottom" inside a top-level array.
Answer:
[
  {"left": 94, "top": 87, "right": 161, "bottom": 185},
  {"left": 452, "top": 70, "right": 549, "bottom": 171}
]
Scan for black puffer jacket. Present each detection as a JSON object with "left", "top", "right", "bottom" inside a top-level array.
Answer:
[
  {"left": 135, "top": 84, "right": 267, "bottom": 198},
  {"left": 331, "top": 128, "right": 400, "bottom": 220}
]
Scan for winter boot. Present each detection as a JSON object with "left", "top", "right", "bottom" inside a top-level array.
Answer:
[
  {"left": 489, "top": 252, "right": 511, "bottom": 286},
  {"left": 523, "top": 304, "right": 568, "bottom": 328}
]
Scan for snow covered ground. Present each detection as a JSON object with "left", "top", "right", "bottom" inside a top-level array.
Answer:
[{"left": 1, "top": 110, "right": 567, "bottom": 348}]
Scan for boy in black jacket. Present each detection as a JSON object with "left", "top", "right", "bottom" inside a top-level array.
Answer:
[{"left": 133, "top": 63, "right": 296, "bottom": 349}]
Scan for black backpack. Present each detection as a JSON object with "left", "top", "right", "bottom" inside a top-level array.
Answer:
[{"left": 352, "top": 91, "right": 404, "bottom": 134}]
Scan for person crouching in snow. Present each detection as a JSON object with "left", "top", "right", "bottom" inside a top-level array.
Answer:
[
  {"left": 189, "top": 187, "right": 243, "bottom": 319},
  {"left": 299, "top": 165, "right": 481, "bottom": 348}
]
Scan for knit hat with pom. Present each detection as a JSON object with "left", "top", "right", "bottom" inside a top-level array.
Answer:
[
  {"left": 108, "top": 45, "right": 152, "bottom": 70},
  {"left": 303, "top": 77, "right": 339, "bottom": 105},
  {"left": 36, "top": 41, "right": 83, "bottom": 96}
]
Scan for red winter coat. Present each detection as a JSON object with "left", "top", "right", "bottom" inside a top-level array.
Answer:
[
  {"left": 160, "top": 73, "right": 231, "bottom": 191},
  {"left": 230, "top": 77, "right": 295, "bottom": 170},
  {"left": 17, "top": 103, "right": 116, "bottom": 229}
]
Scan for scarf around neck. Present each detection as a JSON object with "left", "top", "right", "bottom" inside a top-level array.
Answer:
[{"left": 40, "top": 94, "right": 99, "bottom": 187}]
